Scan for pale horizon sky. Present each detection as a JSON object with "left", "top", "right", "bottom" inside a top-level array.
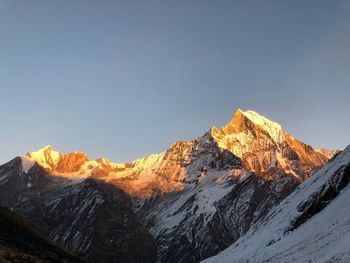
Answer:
[{"left": 0, "top": 1, "right": 349, "bottom": 164}]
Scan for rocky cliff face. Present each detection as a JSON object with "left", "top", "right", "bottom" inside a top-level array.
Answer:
[{"left": 0, "top": 109, "right": 336, "bottom": 263}]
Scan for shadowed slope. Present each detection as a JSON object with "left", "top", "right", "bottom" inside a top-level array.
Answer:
[{"left": 0, "top": 206, "right": 84, "bottom": 263}]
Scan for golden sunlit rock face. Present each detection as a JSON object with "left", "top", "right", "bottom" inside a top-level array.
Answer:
[
  {"left": 211, "top": 109, "right": 334, "bottom": 179},
  {"left": 23, "top": 109, "right": 336, "bottom": 197},
  {"left": 24, "top": 145, "right": 128, "bottom": 179},
  {"left": 23, "top": 142, "right": 194, "bottom": 197},
  {"left": 26, "top": 146, "right": 89, "bottom": 174}
]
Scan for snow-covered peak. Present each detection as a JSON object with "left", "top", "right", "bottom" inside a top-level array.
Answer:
[
  {"left": 228, "top": 109, "right": 284, "bottom": 143},
  {"left": 26, "top": 145, "right": 62, "bottom": 170},
  {"left": 241, "top": 110, "right": 280, "bottom": 127},
  {"left": 241, "top": 110, "right": 283, "bottom": 142},
  {"left": 210, "top": 108, "right": 333, "bottom": 178},
  {"left": 211, "top": 108, "right": 286, "bottom": 160},
  {"left": 24, "top": 146, "right": 131, "bottom": 179},
  {"left": 24, "top": 146, "right": 93, "bottom": 177},
  {"left": 41, "top": 145, "right": 54, "bottom": 151}
]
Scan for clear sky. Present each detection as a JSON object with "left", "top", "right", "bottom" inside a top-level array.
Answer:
[{"left": 0, "top": 0, "right": 349, "bottom": 164}]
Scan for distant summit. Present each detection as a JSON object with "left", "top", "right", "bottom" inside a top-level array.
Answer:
[{"left": 211, "top": 109, "right": 334, "bottom": 178}]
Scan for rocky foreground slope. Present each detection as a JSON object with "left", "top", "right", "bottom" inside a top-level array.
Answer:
[
  {"left": 0, "top": 109, "right": 336, "bottom": 263},
  {"left": 0, "top": 206, "right": 84, "bottom": 263}
]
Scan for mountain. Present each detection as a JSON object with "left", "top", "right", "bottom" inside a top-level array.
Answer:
[
  {"left": 20, "top": 109, "right": 333, "bottom": 197},
  {"left": 0, "top": 206, "right": 84, "bottom": 263},
  {"left": 211, "top": 109, "right": 333, "bottom": 179},
  {"left": 0, "top": 109, "right": 335, "bottom": 263},
  {"left": 0, "top": 157, "right": 157, "bottom": 263},
  {"left": 202, "top": 146, "right": 350, "bottom": 263},
  {"left": 133, "top": 110, "right": 334, "bottom": 262}
]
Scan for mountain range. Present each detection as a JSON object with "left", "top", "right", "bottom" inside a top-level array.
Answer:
[{"left": 0, "top": 108, "right": 346, "bottom": 263}]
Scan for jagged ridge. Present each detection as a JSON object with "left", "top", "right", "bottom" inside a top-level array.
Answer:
[{"left": 22, "top": 109, "right": 334, "bottom": 196}]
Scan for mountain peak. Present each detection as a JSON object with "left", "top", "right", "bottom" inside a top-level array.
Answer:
[
  {"left": 25, "top": 146, "right": 89, "bottom": 174},
  {"left": 241, "top": 109, "right": 284, "bottom": 143},
  {"left": 26, "top": 145, "right": 62, "bottom": 170},
  {"left": 41, "top": 145, "right": 53, "bottom": 151},
  {"left": 210, "top": 108, "right": 332, "bottom": 177},
  {"left": 241, "top": 110, "right": 281, "bottom": 129},
  {"left": 220, "top": 109, "right": 284, "bottom": 144}
]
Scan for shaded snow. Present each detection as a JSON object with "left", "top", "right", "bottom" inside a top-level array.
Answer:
[
  {"left": 21, "top": 156, "right": 35, "bottom": 173},
  {"left": 242, "top": 110, "right": 285, "bottom": 144},
  {"left": 149, "top": 169, "right": 235, "bottom": 236}
]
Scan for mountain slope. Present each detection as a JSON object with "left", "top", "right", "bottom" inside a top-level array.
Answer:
[
  {"left": 202, "top": 146, "right": 350, "bottom": 263},
  {"left": 0, "top": 108, "right": 336, "bottom": 263},
  {"left": 0, "top": 158, "right": 157, "bottom": 263},
  {"left": 0, "top": 206, "right": 84, "bottom": 263}
]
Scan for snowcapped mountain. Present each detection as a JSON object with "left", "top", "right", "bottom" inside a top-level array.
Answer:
[
  {"left": 20, "top": 109, "right": 333, "bottom": 197},
  {"left": 202, "top": 146, "right": 350, "bottom": 263},
  {"left": 133, "top": 110, "right": 334, "bottom": 262},
  {"left": 0, "top": 158, "right": 157, "bottom": 263},
  {"left": 211, "top": 109, "right": 332, "bottom": 179},
  {"left": 0, "top": 109, "right": 336, "bottom": 263}
]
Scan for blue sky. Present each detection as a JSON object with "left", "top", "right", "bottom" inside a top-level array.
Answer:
[{"left": 0, "top": 0, "right": 349, "bottom": 163}]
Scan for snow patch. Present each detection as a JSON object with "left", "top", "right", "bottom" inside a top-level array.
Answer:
[
  {"left": 21, "top": 156, "right": 35, "bottom": 173},
  {"left": 242, "top": 110, "right": 285, "bottom": 143}
]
